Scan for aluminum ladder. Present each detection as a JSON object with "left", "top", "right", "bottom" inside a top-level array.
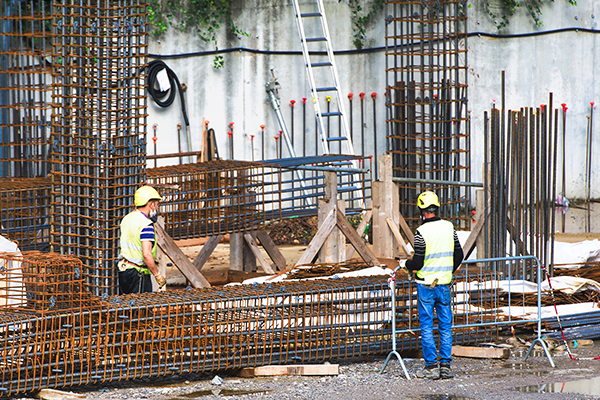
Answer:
[{"left": 292, "top": 0, "right": 356, "bottom": 161}]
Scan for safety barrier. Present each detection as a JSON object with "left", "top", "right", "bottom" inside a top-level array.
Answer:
[{"left": 380, "top": 255, "right": 555, "bottom": 378}]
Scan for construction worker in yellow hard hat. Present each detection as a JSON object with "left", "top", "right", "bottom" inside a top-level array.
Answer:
[
  {"left": 117, "top": 185, "right": 167, "bottom": 294},
  {"left": 401, "top": 191, "right": 464, "bottom": 380}
]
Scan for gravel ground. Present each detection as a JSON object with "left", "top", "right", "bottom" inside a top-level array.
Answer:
[{"left": 12, "top": 342, "right": 600, "bottom": 400}]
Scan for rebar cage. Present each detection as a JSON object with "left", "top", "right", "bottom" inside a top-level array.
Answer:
[
  {"left": 147, "top": 160, "right": 283, "bottom": 239},
  {"left": 49, "top": 0, "right": 149, "bottom": 296},
  {"left": 0, "top": 178, "right": 51, "bottom": 251},
  {"left": 385, "top": 0, "right": 470, "bottom": 227},
  {"left": 0, "top": 252, "right": 553, "bottom": 396}
]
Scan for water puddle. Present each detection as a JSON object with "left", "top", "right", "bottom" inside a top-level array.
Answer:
[
  {"left": 514, "top": 375, "right": 600, "bottom": 396},
  {"left": 176, "top": 388, "right": 270, "bottom": 398}
]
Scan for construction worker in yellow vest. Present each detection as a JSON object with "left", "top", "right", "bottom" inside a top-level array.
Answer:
[
  {"left": 402, "top": 191, "right": 464, "bottom": 380},
  {"left": 118, "top": 185, "right": 167, "bottom": 294}
]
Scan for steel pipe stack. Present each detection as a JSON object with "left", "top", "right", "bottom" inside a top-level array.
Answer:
[
  {"left": 384, "top": 0, "right": 470, "bottom": 227},
  {"left": 49, "top": 1, "right": 149, "bottom": 296}
]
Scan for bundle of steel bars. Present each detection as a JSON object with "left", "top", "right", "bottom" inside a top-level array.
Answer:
[
  {"left": 483, "top": 89, "right": 558, "bottom": 279},
  {"left": 147, "top": 160, "right": 283, "bottom": 239},
  {"left": 385, "top": 0, "right": 470, "bottom": 227},
  {"left": 0, "top": 0, "right": 52, "bottom": 178},
  {"left": 49, "top": 1, "right": 149, "bottom": 296},
  {"left": 0, "top": 178, "right": 51, "bottom": 251}
]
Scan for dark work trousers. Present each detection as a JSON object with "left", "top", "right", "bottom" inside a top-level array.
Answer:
[{"left": 119, "top": 267, "right": 153, "bottom": 294}]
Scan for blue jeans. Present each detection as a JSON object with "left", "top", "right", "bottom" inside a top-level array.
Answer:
[{"left": 417, "top": 283, "right": 453, "bottom": 367}]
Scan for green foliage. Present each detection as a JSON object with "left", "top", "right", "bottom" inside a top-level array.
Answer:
[
  {"left": 148, "top": 0, "right": 248, "bottom": 69},
  {"left": 349, "top": 0, "right": 385, "bottom": 49},
  {"left": 487, "top": 0, "right": 577, "bottom": 30}
]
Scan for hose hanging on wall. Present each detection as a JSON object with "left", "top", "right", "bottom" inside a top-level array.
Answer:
[{"left": 146, "top": 60, "right": 189, "bottom": 126}]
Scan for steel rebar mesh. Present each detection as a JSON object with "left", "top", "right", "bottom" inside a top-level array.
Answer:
[
  {"left": 0, "top": 0, "right": 52, "bottom": 178},
  {"left": 147, "top": 160, "right": 282, "bottom": 239},
  {"left": 49, "top": 0, "right": 149, "bottom": 296},
  {"left": 0, "top": 269, "right": 510, "bottom": 396},
  {"left": 0, "top": 178, "right": 51, "bottom": 251},
  {"left": 385, "top": 0, "right": 470, "bottom": 227}
]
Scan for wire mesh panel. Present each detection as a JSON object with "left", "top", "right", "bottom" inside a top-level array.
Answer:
[
  {"left": 50, "top": 0, "right": 149, "bottom": 296},
  {"left": 0, "top": 0, "right": 53, "bottom": 178},
  {"left": 0, "top": 178, "right": 51, "bottom": 251},
  {"left": 385, "top": 0, "right": 469, "bottom": 227},
  {"left": 147, "top": 160, "right": 282, "bottom": 239}
]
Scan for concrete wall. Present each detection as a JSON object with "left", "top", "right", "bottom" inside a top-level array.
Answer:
[
  {"left": 148, "top": 0, "right": 386, "bottom": 170},
  {"left": 468, "top": 0, "right": 600, "bottom": 200},
  {"left": 148, "top": 0, "right": 600, "bottom": 200}
]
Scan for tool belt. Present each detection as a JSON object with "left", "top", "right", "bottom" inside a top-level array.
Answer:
[{"left": 118, "top": 258, "right": 151, "bottom": 274}]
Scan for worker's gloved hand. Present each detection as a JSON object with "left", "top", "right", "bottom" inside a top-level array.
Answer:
[
  {"left": 154, "top": 273, "right": 167, "bottom": 288},
  {"left": 398, "top": 259, "right": 413, "bottom": 280}
]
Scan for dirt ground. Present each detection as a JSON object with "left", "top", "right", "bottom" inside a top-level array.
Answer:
[{"left": 20, "top": 342, "right": 600, "bottom": 400}]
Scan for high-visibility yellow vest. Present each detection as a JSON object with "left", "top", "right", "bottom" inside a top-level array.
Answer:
[
  {"left": 415, "top": 219, "right": 455, "bottom": 285},
  {"left": 119, "top": 210, "right": 157, "bottom": 274}
]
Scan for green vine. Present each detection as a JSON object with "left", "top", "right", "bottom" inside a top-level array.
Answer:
[
  {"left": 349, "top": 0, "right": 385, "bottom": 49},
  {"left": 487, "top": 0, "right": 577, "bottom": 30},
  {"left": 148, "top": 0, "right": 248, "bottom": 69}
]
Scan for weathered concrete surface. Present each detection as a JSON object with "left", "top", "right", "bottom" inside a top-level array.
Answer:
[{"left": 147, "top": 0, "right": 600, "bottom": 200}]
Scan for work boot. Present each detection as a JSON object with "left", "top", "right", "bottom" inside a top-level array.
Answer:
[
  {"left": 439, "top": 363, "right": 454, "bottom": 379},
  {"left": 416, "top": 364, "right": 440, "bottom": 380}
]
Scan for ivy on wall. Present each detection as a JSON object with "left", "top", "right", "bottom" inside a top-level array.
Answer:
[
  {"left": 148, "top": 0, "right": 247, "bottom": 69},
  {"left": 349, "top": 0, "right": 385, "bottom": 49},
  {"left": 487, "top": 0, "right": 577, "bottom": 29}
]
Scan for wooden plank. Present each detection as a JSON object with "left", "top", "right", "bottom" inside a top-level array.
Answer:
[
  {"left": 398, "top": 211, "right": 414, "bottom": 245},
  {"left": 244, "top": 233, "right": 275, "bottom": 274},
  {"left": 256, "top": 230, "right": 287, "bottom": 271},
  {"left": 35, "top": 388, "right": 87, "bottom": 400},
  {"left": 239, "top": 364, "right": 339, "bottom": 377},
  {"left": 386, "top": 217, "right": 412, "bottom": 256},
  {"left": 155, "top": 223, "right": 211, "bottom": 288},
  {"left": 193, "top": 234, "right": 223, "bottom": 269},
  {"left": 452, "top": 345, "right": 510, "bottom": 359},
  {"left": 295, "top": 209, "right": 336, "bottom": 266},
  {"left": 336, "top": 206, "right": 380, "bottom": 266},
  {"left": 346, "top": 207, "right": 372, "bottom": 260},
  {"left": 462, "top": 204, "right": 490, "bottom": 259}
]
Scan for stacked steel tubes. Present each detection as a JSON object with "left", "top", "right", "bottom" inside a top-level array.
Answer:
[
  {"left": 483, "top": 85, "right": 558, "bottom": 279},
  {"left": 0, "top": 0, "right": 52, "bottom": 178},
  {"left": 49, "top": 1, "right": 149, "bottom": 296},
  {"left": 385, "top": 0, "right": 470, "bottom": 226}
]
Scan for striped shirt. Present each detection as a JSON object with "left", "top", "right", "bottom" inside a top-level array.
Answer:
[{"left": 140, "top": 225, "right": 155, "bottom": 242}]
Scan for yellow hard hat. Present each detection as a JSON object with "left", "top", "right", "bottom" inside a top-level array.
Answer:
[
  {"left": 417, "top": 191, "right": 440, "bottom": 210},
  {"left": 134, "top": 186, "right": 162, "bottom": 207}
]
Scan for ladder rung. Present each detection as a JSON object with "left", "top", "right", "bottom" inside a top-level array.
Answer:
[
  {"left": 306, "top": 37, "right": 327, "bottom": 42},
  {"left": 316, "top": 87, "right": 337, "bottom": 92},
  {"left": 326, "top": 136, "right": 348, "bottom": 142},
  {"left": 321, "top": 111, "right": 342, "bottom": 117},
  {"left": 311, "top": 62, "right": 332, "bottom": 67},
  {"left": 301, "top": 12, "right": 322, "bottom": 17}
]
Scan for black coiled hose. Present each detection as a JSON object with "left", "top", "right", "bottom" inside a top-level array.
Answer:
[{"left": 146, "top": 60, "right": 189, "bottom": 125}]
